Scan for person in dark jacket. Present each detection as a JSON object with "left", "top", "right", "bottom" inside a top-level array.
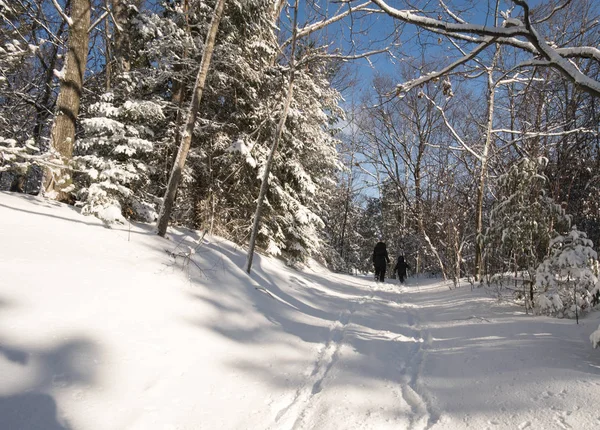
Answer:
[
  {"left": 372, "top": 240, "right": 390, "bottom": 282},
  {"left": 394, "top": 255, "right": 411, "bottom": 284}
]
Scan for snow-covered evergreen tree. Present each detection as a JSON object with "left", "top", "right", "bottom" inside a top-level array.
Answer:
[
  {"left": 535, "top": 227, "right": 600, "bottom": 318},
  {"left": 0, "top": 1, "right": 51, "bottom": 189},
  {"left": 75, "top": 83, "right": 165, "bottom": 223},
  {"left": 256, "top": 64, "right": 344, "bottom": 260},
  {"left": 174, "top": 4, "right": 345, "bottom": 261},
  {"left": 486, "top": 156, "right": 570, "bottom": 297}
]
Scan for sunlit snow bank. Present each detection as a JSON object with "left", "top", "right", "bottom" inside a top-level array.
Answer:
[
  {"left": 0, "top": 192, "right": 325, "bottom": 430},
  {"left": 2, "top": 191, "right": 600, "bottom": 430}
]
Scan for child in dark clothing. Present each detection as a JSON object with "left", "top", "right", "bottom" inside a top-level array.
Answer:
[{"left": 394, "top": 255, "right": 410, "bottom": 284}]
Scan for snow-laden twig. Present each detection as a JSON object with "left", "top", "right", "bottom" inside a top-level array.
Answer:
[
  {"left": 395, "top": 41, "right": 494, "bottom": 96},
  {"left": 296, "top": 47, "right": 390, "bottom": 67},
  {"left": 283, "top": 1, "right": 371, "bottom": 47},
  {"left": 419, "top": 92, "right": 482, "bottom": 161},
  {"left": 0, "top": 142, "right": 69, "bottom": 171},
  {"left": 50, "top": 0, "right": 73, "bottom": 26},
  {"left": 492, "top": 127, "right": 597, "bottom": 139},
  {"left": 514, "top": 0, "right": 600, "bottom": 97},
  {"left": 369, "top": 0, "right": 600, "bottom": 98},
  {"left": 89, "top": 10, "right": 109, "bottom": 33}
]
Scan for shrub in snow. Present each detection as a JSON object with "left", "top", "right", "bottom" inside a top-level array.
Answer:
[
  {"left": 590, "top": 325, "right": 600, "bottom": 349},
  {"left": 535, "top": 227, "right": 600, "bottom": 318}
]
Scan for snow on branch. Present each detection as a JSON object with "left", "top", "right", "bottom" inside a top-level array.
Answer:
[
  {"left": 369, "top": 0, "right": 529, "bottom": 38},
  {"left": 89, "top": 10, "right": 110, "bottom": 33},
  {"left": 419, "top": 92, "right": 482, "bottom": 162},
  {"left": 492, "top": 127, "right": 597, "bottom": 139},
  {"left": 0, "top": 138, "right": 68, "bottom": 171},
  {"left": 439, "top": 0, "right": 466, "bottom": 24},
  {"left": 50, "top": 0, "right": 73, "bottom": 26},
  {"left": 554, "top": 47, "right": 600, "bottom": 63},
  {"left": 370, "top": 0, "right": 600, "bottom": 98},
  {"left": 396, "top": 41, "right": 493, "bottom": 95},
  {"left": 514, "top": 0, "right": 600, "bottom": 97},
  {"left": 284, "top": 1, "right": 371, "bottom": 47},
  {"left": 296, "top": 47, "right": 390, "bottom": 68}
]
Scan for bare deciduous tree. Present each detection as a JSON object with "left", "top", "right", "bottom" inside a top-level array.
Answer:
[
  {"left": 157, "top": 0, "right": 226, "bottom": 237},
  {"left": 368, "top": 0, "right": 600, "bottom": 98}
]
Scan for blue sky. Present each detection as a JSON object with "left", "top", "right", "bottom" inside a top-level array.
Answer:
[{"left": 291, "top": 0, "right": 547, "bottom": 103}]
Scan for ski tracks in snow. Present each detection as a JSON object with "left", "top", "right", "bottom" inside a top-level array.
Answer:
[
  {"left": 363, "top": 288, "right": 438, "bottom": 430},
  {"left": 272, "top": 304, "right": 357, "bottom": 429},
  {"left": 394, "top": 303, "right": 437, "bottom": 430},
  {"left": 270, "top": 279, "right": 440, "bottom": 430}
]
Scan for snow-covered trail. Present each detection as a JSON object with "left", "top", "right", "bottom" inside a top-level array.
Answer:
[
  {"left": 265, "top": 271, "right": 433, "bottom": 430},
  {"left": 2, "top": 192, "right": 600, "bottom": 430},
  {"left": 267, "top": 276, "right": 418, "bottom": 429},
  {"left": 265, "top": 267, "right": 600, "bottom": 430}
]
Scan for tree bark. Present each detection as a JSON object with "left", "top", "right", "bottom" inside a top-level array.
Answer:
[
  {"left": 44, "top": 0, "right": 91, "bottom": 200},
  {"left": 110, "top": 0, "right": 135, "bottom": 74},
  {"left": 34, "top": 19, "right": 68, "bottom": 147},
  {"left": 156, "top": 0, "right": 226, "bottom": 237},
  {"left": 474, "top": 47, "right": 500, "bottom": 281}
]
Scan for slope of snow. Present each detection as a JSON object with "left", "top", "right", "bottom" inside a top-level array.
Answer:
[{"left": 1, "top": 191, "right": 600, "bottom": 430}]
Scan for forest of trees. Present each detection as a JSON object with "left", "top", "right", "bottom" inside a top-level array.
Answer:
[{"left": 2, "top": 0, "right": 600, "bottom": 317}]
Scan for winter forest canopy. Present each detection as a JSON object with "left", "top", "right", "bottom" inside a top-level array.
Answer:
[{"left": 2, "top": 0, "right": 600, "bottom": 316}]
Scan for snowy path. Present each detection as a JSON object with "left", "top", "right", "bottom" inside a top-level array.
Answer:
[
  {"left": 260, "top": 272, "right": 437, "bottom": 430},
  {"left": 2, "top": 192, "right": 600, "bottom": 430},
  {"left": 254, "top": 267, "right": 600, "bottom": 430}
]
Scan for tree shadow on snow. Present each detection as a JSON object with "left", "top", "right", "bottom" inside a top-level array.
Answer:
[
  {"left": 182, "top": 238, "right": 428, "bottom": 393},
  {"left": 0, "top": 393, "right": 71, "bottom": 430},
  {"left": 179, "top": 238, "right": 600, "bottom": 421},
  {"left": 0, "top": 297, "right": 101, "bottom": 430}
]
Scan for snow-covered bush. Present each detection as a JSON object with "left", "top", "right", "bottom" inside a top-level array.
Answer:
[
  {"left": 535, "top": 227, "right": 600, "bottom": 318},
  {"left": 590, "top": 325, "right": 600, "bottom": 348}
]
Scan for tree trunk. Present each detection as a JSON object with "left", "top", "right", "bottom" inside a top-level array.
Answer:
[
  {"left": 110, "top": 0, "right": 135, "bottom": 74},
  {"left": 339, "top": 153, "right": 355, "bottom": 258},
  {"left": 245, "top": 0, "right": 299, "bottom": 274},
  {"left": 414, "top": 133, "right": 447, "bottom": 280},
  {"left": 44, "top": 0, "right": 91, "bottom": 200},
  {"left": 474, "top": 47, "right": 500, "bottom": 280},
  {"left": 34, "top": 20, "right": 67, "bottom": 147},
  {"left": 156, "top": 0, "right": 226, "bottom": 237}
]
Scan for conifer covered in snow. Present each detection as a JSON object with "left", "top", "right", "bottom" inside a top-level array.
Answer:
[
  {"left": 74, "top": 1, "right": 191, "bottom": 223},
  {"left": 74, "top": 84, "right": 165, "bottom": 223},
  {"left": 253, "top": 65, "right": 344, "bottom": 259},
  {"left": 486, "top": 157, "right": 570, "bottom": 292},
  {"left": 0, "top": 1, "right": 48, "bottom": 185},
  {"left": 169, "top": 2, "right": 345, "bottom": 261},
  {"left": 535, "top": 227, "right": 600, "bottom": 318}
]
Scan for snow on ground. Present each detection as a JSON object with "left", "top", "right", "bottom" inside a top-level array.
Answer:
[{"left": 1, "top": 191, "right": 600, "bottom": 430}]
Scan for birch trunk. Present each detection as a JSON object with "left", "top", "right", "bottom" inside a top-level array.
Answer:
[
  {"left": 474, "top": 47, "right": 500, "bottom": 280},
  {"left": 339, "top": 155, "right": 354, "bottom": 259},
  {"left": 245, "top": 0, "right": 299, "bottom": 274},
  {"left": 415, "top": 132, "right": 447, "bottom": 280},
  {"left": 156, "top": 0, "right": 226, "bottom": 237}
]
